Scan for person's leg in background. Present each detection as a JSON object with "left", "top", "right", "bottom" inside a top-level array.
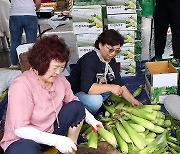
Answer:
[
  {"left": 9, "top": 16, "right": 23, "bottom": 66},
  {"left": 168, "top": 0, "right": 180, "bottom": 60},
  {"left": 153, "top": 0, "right": 169, "bottom": 60},
  {"left": 23, "top": 16, "right": 38, "bottom": 43}
]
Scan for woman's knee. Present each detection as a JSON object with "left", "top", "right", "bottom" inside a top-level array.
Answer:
[
  {"left": 85, "top": 95, "right": 103, "bottom": 114},
  {"left": 5, "top": 139, "right": 41, "bottom": 154}
]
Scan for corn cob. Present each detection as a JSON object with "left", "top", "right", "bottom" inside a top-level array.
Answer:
[
  {"left": 103, "top": 104, "right": 115, "bottom": 114},
  {"left": 97, "top": 127, "right": 117, "bottom": 147},
  {"left": 88, "top": 131, "right": 98, "bottom": 149},
  {"left": 120, "top": 119, "right": 146, "bottom": 150},
  {"left": 123, "top": 107, "right": 156, "bottom": 121},
  {"left": 133, "top": 84, "right": 144, "bottom": 97},
  {"left": 129, "top": 123, "right": 145, "bottom": 133},
  {"left": 146, "top": 132, "right": 156, "bottom": 138},
  {"left": 151, "top": 125, "right": 164, "bottom": 133},
  {"left": 124, "top": 112, "right": 155, "bottom": 131},
  {"left": 113, "top": 128, "right": 128, "bottom": 154},
  {"left": 134, "top": 104, "right": 161, "bottom": 111},
  {"left": 145, "top": 138, "right": 155, "bottom": 145},
  {"left": 115, "top": 121, "right": 132, "bottom": 143}
]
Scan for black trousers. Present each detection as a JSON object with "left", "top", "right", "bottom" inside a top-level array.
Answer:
[{"left": 153, "top": 0, "right": 180, "bottom": 59}]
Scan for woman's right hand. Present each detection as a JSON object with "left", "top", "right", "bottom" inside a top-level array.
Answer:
[
  {"left": 110, "top": 84, "right": 123, "bottom": 96},
  {"left": 55, "top": 135, "right": 77, "bottom": 153}
]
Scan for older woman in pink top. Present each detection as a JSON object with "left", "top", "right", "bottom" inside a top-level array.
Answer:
[{"left": 0, "top": 35, "right": 103, "bottom": 154}]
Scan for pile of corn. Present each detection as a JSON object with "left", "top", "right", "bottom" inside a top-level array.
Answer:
[{"left": 80, "top": 94, "right": 180, "bottom": 154}]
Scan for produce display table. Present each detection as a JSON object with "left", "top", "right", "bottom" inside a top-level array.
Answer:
[{"left": 38, "top": 15, "right": 72, "bottom": 38}]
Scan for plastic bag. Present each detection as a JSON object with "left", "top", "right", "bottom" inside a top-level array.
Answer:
[{"left": 140, "top": 0, "right": 155, "bottom": 17}]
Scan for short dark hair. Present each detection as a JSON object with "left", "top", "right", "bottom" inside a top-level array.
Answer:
[
  {"left": 28, "top": 35, "right": 70, "bottom": 76},
  {"left": 95, "top": 29, "right": 124, "bottom": 49}
]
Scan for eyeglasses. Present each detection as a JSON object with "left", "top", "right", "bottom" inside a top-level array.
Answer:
[{"left": 105, "top": 44, "right": 121, "bottom": 54}]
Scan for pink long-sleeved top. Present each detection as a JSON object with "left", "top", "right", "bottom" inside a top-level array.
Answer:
[{"left": 0, "top": 68, "right": 78, "bottom": 150}]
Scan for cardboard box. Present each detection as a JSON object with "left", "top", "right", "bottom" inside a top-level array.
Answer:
[
  {"left": 106, "top": 0, "right": 136, "bottom": 6},
  {"left": 72, "top": 5, "right": 103, "bottom": 34},
  {"left": 107, "top": 14, "right": 137, "bottom": 30},
  {"left": 74, "top": 0, "right": 105, "bottom": 6},
  {"left": 106, "top": 5, "right": 136, "bottom": 14},
  {"left": 117, "top": 30, "right": 135, "bottom": 47},
  {"left": 120, "top": 61, "right": 136, "bottom": 77},
  {"left": 77, "top": 46, "right": 95, "bottom": 58},
  {"left": 145, "top": 61, "right": 178, "bottom": 104},
  {"left": 76, "top": 33, "right": 98, "bottom": 47}
]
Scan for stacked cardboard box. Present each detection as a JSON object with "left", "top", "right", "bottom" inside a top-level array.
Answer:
[
  {"left": 106, "top": 0, "right": 142, "bottom": 76},
  {"left": 72, "top": 5, "right": 103, "bottom": 58}
]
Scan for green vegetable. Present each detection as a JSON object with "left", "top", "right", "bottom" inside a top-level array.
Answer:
[
  {"left": 120, "top": 119, "right": 146, "bottom": 150},
  {"left": 115, "top": 121, "right": 132, "bottom": 143},
  {"left": 123, "top": 106, "right": 156, "bottom": 121},
  {"left": 124, "top": 112, "right": 155, "bottom": 131},
  {"left": 113, "top": 128, "right": 128, "bottom": 154},
  {"left": 97, "top": 127, "right": 117, "bottom": 147},
  {"left": 88, "top": 131, "right": 98, "bottom": 149},
  {"left": 176, "top": 128, "right": 180, "bottom": 145},
  {"left": 133, "top": 84, "right": 144, "bottom": 97}
]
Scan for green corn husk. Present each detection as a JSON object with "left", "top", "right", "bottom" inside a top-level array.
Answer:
[
  {"left": 115, "top": 121, "right": 132, "bottom": 143},
  {"left": 120, "top": 119, "right": 146, "bottom": 150},
  {"left": 88, "top": 131, "right": 98, "bottom": 149},
  {"left": 103, "top": 104, "right": 116, "bottom": 114},
  {"left": 97, "top": 127, "right": 117, "bottom": 147},
  {"left": 168, "top": 141, "right": 180, "bottom": 152},
  {"left": 134, "top": 104, "right": 161, "bottom": 111},
  {"left": 151, "top": 125, "right": 164, "bottom": 134},
  {"left": 167, "top": 135, "right": 178, "bottom": 145},
  {"left": 124, "top": 112, "right": 155, "bottom": 131},
  {"left": 80, "top": 123, "right": 90, "bottom": 134},
  {"left": 164, "top": 119, "right": 171, "bottom": 127},
  {"left": 133, "top": 84, "right": 144, "bottom": 97},
  {"left": 146, "top": 132, "right": 156, "bottom": 138},
  {"left": 82, "top": 126, "right": 92, "bottom": 137},
  {"left": 176, "top": 128, "right": 180, "bottom": 145},
  {"left": 123, "top": 107, "right": 156, "bottom": 121},
  {"left": 129, "top": 123, "right": 145, "bottom": 133},
  {"left": 139, "top": 130, "right": 167, "bottom": 154},
  {"left": 145, "top": 138, "right": 155, "bottom": 145},
  {"left": 168, "top": 147, "right": 178, "bottom": 154},
  {"left": 113, "top": 128, "right": 128, "bottom": 154}
]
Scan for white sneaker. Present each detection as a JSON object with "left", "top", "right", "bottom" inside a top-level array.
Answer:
[{"left": 9, "top": 65, "right": 19, "bottom": 68}]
